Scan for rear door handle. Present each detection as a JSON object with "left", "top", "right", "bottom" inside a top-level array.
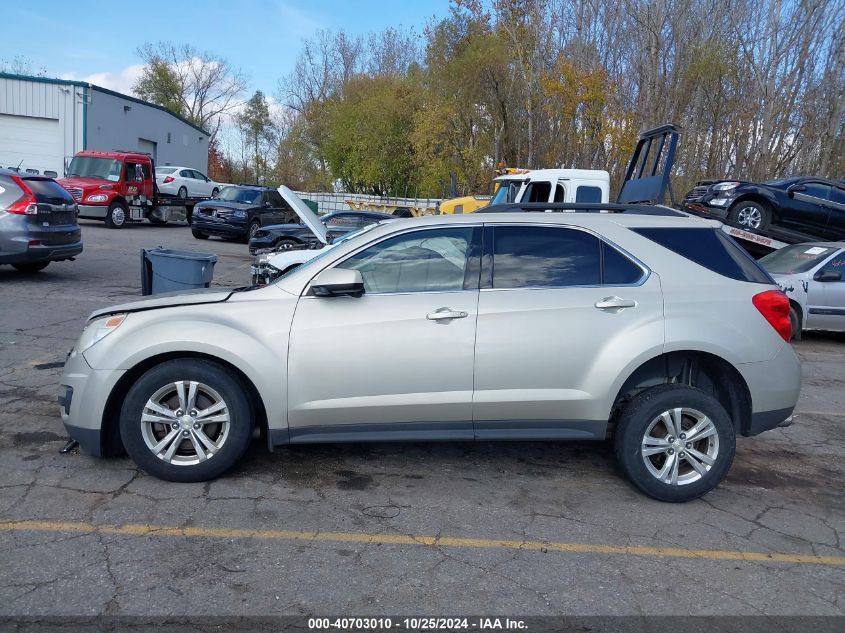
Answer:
[
  {"left": 427, "top": 307, "right": 469, "bottom": 321},
  {"left": 594, "top": 296, "right": 636, "bottom": 310}
]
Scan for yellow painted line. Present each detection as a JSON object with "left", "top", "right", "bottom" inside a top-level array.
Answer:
[{"left": 1, "top": 520, "right": 843, "bottom": 567}]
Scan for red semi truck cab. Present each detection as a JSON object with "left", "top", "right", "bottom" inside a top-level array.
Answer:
[{"left": 58, "top": 150, "right": 188, "bottom": 228}]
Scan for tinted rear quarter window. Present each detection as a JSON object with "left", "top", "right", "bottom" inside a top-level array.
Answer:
[{"left": 633, "top": 227, "right": 772, "bottom": 283}]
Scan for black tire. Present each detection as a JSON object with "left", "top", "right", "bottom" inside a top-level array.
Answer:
[
  {"left": 178, "top": 186, "right": 188, "bottom": 199},
  {"left": 246, "top": 221, "right": 261, "bottom": 243},
  {"left": 789, "top": 305, "right": 802, "bottom": 341},
  {"left": 211, "top": 187, "right": 219, "bottom": 198},
  {"left": 104, "top": 201, "right": 127, "bottom": 229},
  {"left": 728, "top": 200, "right": 770, "bottom": 232},
  {"left": 274, "top": 238, "right": 297, "bottom": 251},
  {"left": 148, "top": 217, "right": 168, "bottom": 225},
  {"left": 192, "top": 229, "right": 209, "bottom": 240},
  {"left": 12, "top": 261, "right": 49, "bottom": 273},
  {"left": 119, "top": 359, "right": 254, "bottom": 482},
  {"left": 614, "top": 384, "right": 736, "bottom": 502}
]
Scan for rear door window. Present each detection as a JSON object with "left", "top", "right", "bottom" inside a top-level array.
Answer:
[
  {"left": 633, "top": 227, "right": 772, "bottom": 283},
  {"left": 492, "top": 226, "right": 601, "bottom": 288}
]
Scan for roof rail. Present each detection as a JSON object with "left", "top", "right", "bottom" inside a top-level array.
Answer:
[{"left": 478, "top": 202, "right": 688, "bottom": 217}]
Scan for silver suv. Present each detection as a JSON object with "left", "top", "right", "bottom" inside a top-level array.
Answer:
[{"left": 59, "top": 188, "right": 801, "bottom": 502}]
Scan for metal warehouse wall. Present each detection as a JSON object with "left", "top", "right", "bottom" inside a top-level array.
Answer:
[
  {"left": 0, "top": 75, "right": 85, "bottom": 175},
  {"left": 86, "top": 88, "right": 208, "bottom": 171}
]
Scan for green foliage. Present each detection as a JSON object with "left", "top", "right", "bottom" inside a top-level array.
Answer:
[{"left": 134, "top": 59, "right": 186, "bottom": 121}]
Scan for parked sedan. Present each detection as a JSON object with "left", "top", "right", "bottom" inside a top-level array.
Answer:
[
  {"left": 0, "top": 168, "right": 82, "bottom": 272},
  {"left": 191, "top": 186, "right": 299, "bottom": 242},
  {"left": 60, "top": 191, "right": 800, "bottom": 502},
  {"left": 685, "top": 176, "right": 845, "bottom": 242},
  {"left": 759, "top": 242, "right": 845, "bottom": 339},
  {"left": 155, "top": 166, "right": 223, "bottom": 199},
  {"left": 248, "top": 210, "right": 394, "bottom": 255}
]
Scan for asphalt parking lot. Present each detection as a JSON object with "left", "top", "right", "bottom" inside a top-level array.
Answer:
[{"left": 0, "top": 219, "right": 843, "bottom": 621}]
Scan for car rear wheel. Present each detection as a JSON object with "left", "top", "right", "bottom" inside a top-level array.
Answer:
[
  {"left": 191, "top": 229, "right": 209, "bottom": 240},
  {"left": 105, "top": 201, "right": 127, "bottom": 229},
  {"left": 178, "top": 186, "right": 188, "bottom": 199},
  {"left": 148, "top": 217, "right": 167, "bottom": 225},
  {"left": 12, "top": 262, "right": 49, "bottom": 273},
  {"left": 789, "top": 305, "right": 802, "bottom": 341},
  {"left": 119, "top": 359, "right": 254, "bottom": 482},
  {"left": 729, "top": 201, "right": 770, "bottom": 231},
  {"left": 212, "top": 187, "right": 219, "bottom": 197},
  {"left": 614, "top": 384, "right": 736, "bottom": 502}
]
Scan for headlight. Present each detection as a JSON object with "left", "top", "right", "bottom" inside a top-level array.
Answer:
[
  {"left": 712, "top": 181, "right": 741, "bottom": 192},
  {"left": 86, "top": 194, "right": 108, "bottom": 202},
  {"left": 74, "top": 314, "right": 126, "bottom": 354}
]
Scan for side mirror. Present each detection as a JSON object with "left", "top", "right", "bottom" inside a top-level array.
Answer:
[
  {"left": 311, "top": 268, "right": 364, "bottom": 297},
  {"left": 814, "top": 270, "right": 841, "bottom": 283},
  {"left": 135, "top": 165, "right": 144, "bottom": 182},
  {"left": 787, "top": 184, "right": 806, "bottom": 197}
]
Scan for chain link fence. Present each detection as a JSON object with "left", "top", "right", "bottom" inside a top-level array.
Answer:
[{"left": 295, "top": 191, "right": 442, "bottom": 216}]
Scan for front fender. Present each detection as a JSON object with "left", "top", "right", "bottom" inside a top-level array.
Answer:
[{"left": 82, "top": 292, "right": 296, "bottom": 431}]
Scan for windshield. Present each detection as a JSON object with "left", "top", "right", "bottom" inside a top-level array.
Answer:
[
  {"left": 764, "top": 178, "right": 797, "bottom": 188},
  {"left": 272, "top": 222, "right": 386, "bottom": 284},
  {"left": 67, "top": 156, "right": 122, "bottom": 182},
  {"left": 217, "top": 187, "right": 261, "bottom": 204},
  {"left": 490, "top": 180, "right": 523, "bottom": 205},
  {"left": 759, "top": 245, "right": 840, "bottom": 274}
]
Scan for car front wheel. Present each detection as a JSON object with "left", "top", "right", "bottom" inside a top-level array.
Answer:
[
  {"left": 119, "top": 359, "right": 254, "bottom": 482},
  {"left": 614, "top": 384, "right": 736, "bottom": 502},
  {"left": 729, "top": 201, "right": 770, "bottom": 231}
]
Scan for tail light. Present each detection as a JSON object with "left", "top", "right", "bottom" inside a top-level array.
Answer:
[
  {"left": 7, "top": 175, "right": 38, "bottom": 215},
  {"left": 163, "top": 176, "right": 174, "bottom": 184},
  {"left": 752, "top": 290, "right": 791, "bottom": 342}
]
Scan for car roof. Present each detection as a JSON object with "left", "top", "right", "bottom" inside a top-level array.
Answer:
[
  {"left": 388, "top": 209, "right": 721, "bottom": 230},
  {"left": 0, "top": 168, "right": 55, "bottom": 180}
]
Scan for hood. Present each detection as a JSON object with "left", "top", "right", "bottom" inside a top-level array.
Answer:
[
  {"left": 58, "top": 176, "right": 114, "bottom": 191},
  {"left": 263, "top": 244, "right": 335, "bottom": 269},
  {"left": 279, "top": 185, "right": 328, "bottom": 245},
  {"left": 195, "top": 199, "right": 253, "bottom": 211},
  {"left": 89, "top": 287, "right": 235, "bottom": 319}
]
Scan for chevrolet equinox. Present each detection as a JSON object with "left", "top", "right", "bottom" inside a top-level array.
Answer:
[{"left": 59, "top": 187, "right": 801, "bottom": 502}]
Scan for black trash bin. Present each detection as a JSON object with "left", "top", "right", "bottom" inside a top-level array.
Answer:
[{"left": 141, "top": 247, "right": 218, "bottom": 296}]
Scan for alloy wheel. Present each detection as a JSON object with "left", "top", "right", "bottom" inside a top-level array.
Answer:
[
  {"left": 736, "top": 205, "right": 762, "bottom": 229},
  {"left": 640, "top": 407, "right": 719, "bottom": 486},
  {"left": 140, "top": 381, "right": 230, "bottom": 466}
]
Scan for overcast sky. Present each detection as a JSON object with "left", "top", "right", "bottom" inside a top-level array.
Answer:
[{"left": 5, "top": 0, "right": 450, "bottom": 96}]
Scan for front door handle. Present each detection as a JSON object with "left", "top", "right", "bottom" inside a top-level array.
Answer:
[
  {"left": 594, "top": 296, "right": 637, "bottom": 310},
  {"left": 427, "top": 307, "right": 469, "bottom": 321}
]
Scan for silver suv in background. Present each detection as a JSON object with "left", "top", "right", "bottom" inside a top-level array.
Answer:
[
  {"left": 0, "top": 168, "right": 82, "bottom": 272},
  {"left": 59, "top": 189, "right": 800, "bottom": 502}
]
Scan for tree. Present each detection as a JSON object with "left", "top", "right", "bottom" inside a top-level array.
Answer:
[
  {"left": 237, "top": 91, "right": 276, "bottom": 184},
  {"left": 0, "top": 55, "right": 46, "bottom": 76},
  {"left": 133, "top": 42, "right": 248, "bottom": 139}
]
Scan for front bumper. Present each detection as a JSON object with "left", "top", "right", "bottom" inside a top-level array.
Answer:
[
  {"left": 59, "top": 349, "right": 126, "bottom": 457},
  {"left": 683, "top": 193, "right": 737, "bottom": 220},
  {"left": 77, "top": 204, "right": 107, "bottom": 219},
  {"left": 192, "top": 218, "right": 248, "bottom": 238}
]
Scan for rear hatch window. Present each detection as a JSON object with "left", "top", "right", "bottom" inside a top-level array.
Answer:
[
  {"left": 633, "top": 227, "right": 773, "bottom": 283},
  {"left": 23, "top": 177, "right": 75, "bottom": 205}
]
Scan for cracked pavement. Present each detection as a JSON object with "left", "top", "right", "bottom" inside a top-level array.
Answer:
[{"left": 0, "top": 219, "right": 843, "bottom": 617}]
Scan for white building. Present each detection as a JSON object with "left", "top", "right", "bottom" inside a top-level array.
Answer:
[{"left": 0, "top": 72, "right": 209, "bottom": 176}]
